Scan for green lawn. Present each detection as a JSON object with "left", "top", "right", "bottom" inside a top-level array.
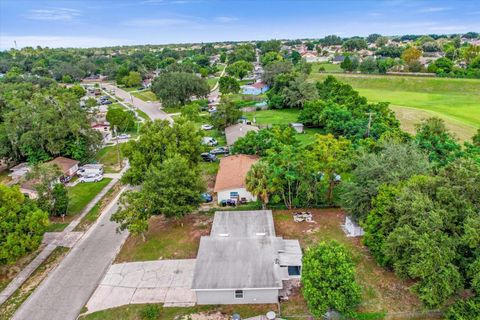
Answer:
[
  {"left": 95, "top": 146, "right": 124, "bottom": 173},
  {"left": 244, "top": 109, "right": 301, "bottom": 126},
  {"left": 207, "top": 77, "right": 219, "bottom": 89},
  {"left": 80, "top": 304, "right": 277, "bottom": 320},
  {"left": 131, "top": 90, "right": 157, "bottom": 102},
  {"left": 311, "top": 62, "right": 343, "bottom": 73},
  {"left": 67, "top": 178, "right": 112, "bottom": 216},
  {"left": 45, "top": 222, "right": 69, "bottom": 232},
  {"left": 308, "top": 73, "right": 480, "bottom": 139}
]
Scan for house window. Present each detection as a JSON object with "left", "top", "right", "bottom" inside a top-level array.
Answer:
[
  {"left": 230, "top": 191, "right": 239, "bottom": 198},
  {"left": 234, "top": 290, "right": 244, "bottom": 299},
  {"left": 288, "top": 266, "right": 301, "bottom": 276}
]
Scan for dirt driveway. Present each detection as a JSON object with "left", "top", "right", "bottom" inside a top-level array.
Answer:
[{"left": 85, "top": 259, "right": 196, "bottom": 313}]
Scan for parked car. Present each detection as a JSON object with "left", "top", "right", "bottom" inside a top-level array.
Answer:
[
  {"left": 101, "top": 100, "right": 112, "bottom": 105},
  {"left": 116, "top": 133, "right": 131, "bottom": 140},
  {"left": 77, "top": 164, "right": 103, "bottom": 177},
  {"left": 201, "top": 152, "right": 217, "bottom": 162},
  {"left": 210, "top": 146, "right": 229, "bottom": 155},
  {"left": 78, "top": 174, "right": 104, "bottom": 183},
  {"left": 202, "top": 137, "right": 218, "bottom": 146},
  {"left": 201, "top": 124, "right": 214, "bottom": 130},
  {"left": 201, "top": 192, "right": 213, "bottom": 203},
  {"left": 208, "top": 106, "right": 217, "bottom": 113}
]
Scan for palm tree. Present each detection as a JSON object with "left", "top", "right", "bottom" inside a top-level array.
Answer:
[{"left": 246, "top": 161, "right": 271, "bottom": 209}]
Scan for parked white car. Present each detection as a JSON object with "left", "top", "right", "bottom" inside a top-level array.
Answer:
[
  {"left": 77, "top": 164, "right": 103, "bottom": 177},
  {"left": 201, "top": 124, "right": 214, "bottom": 130},
  {"left": 202, "top": 137, "right": 218, "bottom": 146},
  {"left": 116, "top": 134, "right": 131, "bottom": 140},
  {"left": 78, "top": 174, "right": 104, "bottom": 183}
]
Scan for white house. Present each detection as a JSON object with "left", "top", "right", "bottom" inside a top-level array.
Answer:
[
  {"left": 213, "top": 154, "right": 259, "bottom": 204},
  {"left": 192, "top": 210, "right": 303, "bottom": 305}
]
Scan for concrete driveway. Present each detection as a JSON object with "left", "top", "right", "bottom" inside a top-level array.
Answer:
[{"left": 85, "top": 259, "right": 196, "bottom": 313}]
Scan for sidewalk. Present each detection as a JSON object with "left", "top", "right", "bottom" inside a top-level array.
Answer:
[{"left": 0, "top": 165, "right": 128, "bottom": 306}]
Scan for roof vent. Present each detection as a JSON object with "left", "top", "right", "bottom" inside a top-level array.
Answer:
[
  {"left": 256, "top": 232, "right": 266, "bottom": 236},
  {"left": 219, "top": 233, "right": 229, "bottom": 237}
]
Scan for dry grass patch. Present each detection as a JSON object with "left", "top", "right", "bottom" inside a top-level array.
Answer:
[{"left": 115, "top": 214, "right": 212, "bottom": 263}]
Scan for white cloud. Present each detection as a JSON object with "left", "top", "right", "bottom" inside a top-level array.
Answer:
[
  {"left": 418, "top": 7, "right": 450, "bottom": 13},
  {"left": 124, "top": 18, "right": 191, "bottom": 27},
  {"left": 0, "top": 35, "right": 130, "bottom": 50},
  {"left": 26, "top": 8, "right": 81, "bottom": 21},
  {"left": 214, "top": 16, "right": 239, "bottom": 23}
]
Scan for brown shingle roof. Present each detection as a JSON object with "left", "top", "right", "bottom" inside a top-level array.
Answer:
[
  {"left": 47, "top": 157, "right": 79, "bottom": 175},
  {"left": 213, "top": 155, "right": 259, "bottom": 192}
]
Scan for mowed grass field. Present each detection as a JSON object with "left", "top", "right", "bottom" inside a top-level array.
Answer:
[{"left": 308, "top": 73, "right": 480, "bottom": 140}]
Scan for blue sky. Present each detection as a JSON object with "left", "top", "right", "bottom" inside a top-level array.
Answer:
[{"left": 1, "top": 0, "right": 479, "bottom": 49}]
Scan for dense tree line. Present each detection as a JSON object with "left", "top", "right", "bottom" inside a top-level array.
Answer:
[{"left": 0, "top": 77, "right": 101, "bottom": 163}]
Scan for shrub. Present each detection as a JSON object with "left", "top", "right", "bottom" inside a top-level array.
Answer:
[{"left": 139, "top": 304, "right": 161, "bottom": 320}]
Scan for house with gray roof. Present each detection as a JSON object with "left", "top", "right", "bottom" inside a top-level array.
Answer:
[{"left": 191, "top": 210, "right": 302, "bottom": 305}]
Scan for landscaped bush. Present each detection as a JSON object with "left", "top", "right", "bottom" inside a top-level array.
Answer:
[{"left": 139, "top": 304, "right": 161, "bottom": 320}]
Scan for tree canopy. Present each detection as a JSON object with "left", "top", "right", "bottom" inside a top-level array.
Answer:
[
  {"left": 302, "top": 241, "right": 361, "bottom": 318},
  {"left": 0, "top": 185, "right": 49, "bottom": 265},
  {"left": 151, "top": 72, "right": 209, "bottom": 107}
]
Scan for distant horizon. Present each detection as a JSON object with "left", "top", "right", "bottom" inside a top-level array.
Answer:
[{"left": 1, "top": 0, "right": 479, "bottom": 50}]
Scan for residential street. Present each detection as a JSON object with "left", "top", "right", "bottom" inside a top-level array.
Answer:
[
  {"left": 101, "top": 83, "right": 173, "bottom": 122},
  {"left": 12, "top": 188, "right": 129, "bottom": 320}
]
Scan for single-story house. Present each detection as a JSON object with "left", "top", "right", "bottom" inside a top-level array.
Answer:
[
  {"left": 191, "top": 210, "right": 302, "bottom": 304},
  {"left": 290, "top": 123, "right": 304, "bottom": 133},
  {"left": 225, "top": 123, "right": 259, "bottom": 146},
  {"left": 332, "top": 55, "right": 345, "bottom": 64},
  {"left": 213, "top": 154, "right": 259, "bottom": 204},
  {"left": 48, "top": 157, "right": 80, "bottom": 181},
  {"left": 241, "top": 82, "right": 269, "bottom": 95},
  {"left": 91, "top": 122, "right": 112, "bottom": 144},
  {"left": 9, "top": 162, "right": 31, "bottom": 180},
  {"left": 301, "top": 51, "right": 320, "bottom": 63}
]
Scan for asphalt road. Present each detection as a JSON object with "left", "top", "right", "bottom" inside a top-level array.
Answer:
[
  {"left": 13, "top": 189, "right": 129, "bottom": 320},
  {"left": 102, "top": 83, "right": 172, "bottom": 122}
]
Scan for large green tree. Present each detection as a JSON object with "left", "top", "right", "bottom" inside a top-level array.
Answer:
[
  {"left": 112, "top": 155, "right": 204, "bottom": 238},
  {"left": 0, "top": 185, "right": 49, "bottom": 265},
  {"left": 210, "top": 100, "right": 241, "bottom": 130},
  {"left": 26, "top": 163, "right": 70, "bottom": 217},
  {"left": 0, "top": 82, "right": 101, "bottom": 163},
  {"left": 218, "top": 76, "right": 240, "bottom": 94},
  {"left": 151, "top": 72, "right": 209, "bottom": 107},
  {"left": 226, "top": 60, "right": 253, "bottom": 80},
  {"left": 415, "top": 117, "right": 462, "bottom": 166},
  {"left": 340, "top": 141, "right": 430, "bottom": 222},
  {"left": 121, "top": 118, "right": 203, "bottom": 185},
  {"left": 302, "top": 241, "right": 361, "bottom": 318},
  {"left": 308, "top": 134, "right": 352, "bottom": 203}
]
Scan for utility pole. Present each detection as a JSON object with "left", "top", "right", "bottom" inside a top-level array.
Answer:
[
  {"left": 114, "top": 125, "right": 122, "bottom": 169},
  {"left": 365, "top": 112, "right": 375, "bottom": 138}
]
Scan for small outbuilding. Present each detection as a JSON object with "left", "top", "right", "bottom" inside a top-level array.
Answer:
[{"left": 290, "top": 123, "right": 304, "bottom": 133}]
